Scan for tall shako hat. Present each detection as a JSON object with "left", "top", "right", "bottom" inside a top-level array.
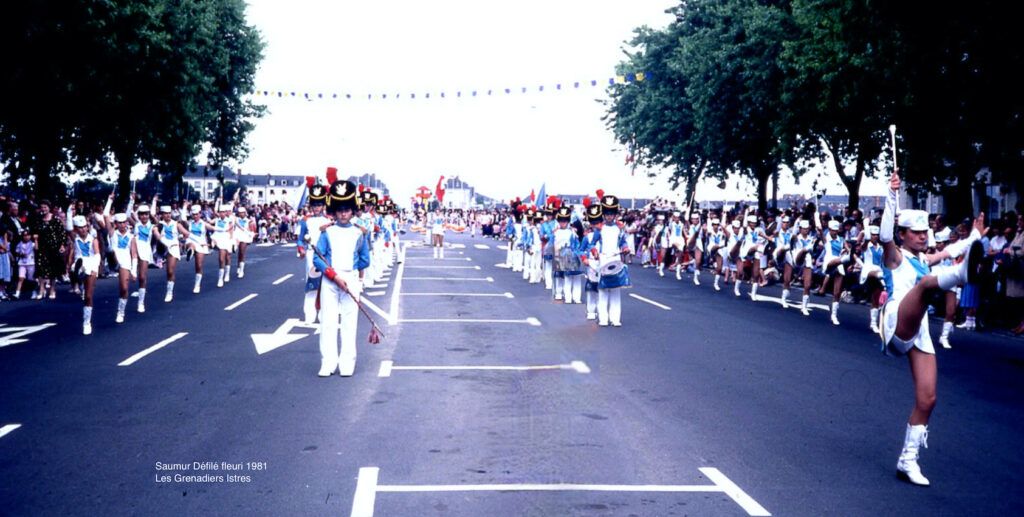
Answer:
[
  {"left": 327, "top": 180, "right": 359, "bottom": 212},
  {"left": 360, "top": 189, "right": 378, "bottom": 210},
  {"left": 585, "top": 204, "right": 603, "bottom": 223},
  {"left": 597, "top": 189, "right": 619, "bottom": 215},
  {"left": 556, "top": 205, "right": 572, "bottom": 222},
  {"left": 377, "top": 196, "right": 390, "bottom": 214}
]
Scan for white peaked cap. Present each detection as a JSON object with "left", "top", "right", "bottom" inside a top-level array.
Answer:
[{"left": 898, "top": 209, "right": 929, "bottom": 232}]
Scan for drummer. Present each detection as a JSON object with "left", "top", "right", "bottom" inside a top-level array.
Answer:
[
  {"left": 579, "top": 202, "right": 604, "bottom": 320},
  {"left": 591, "top": 192, "right": 630, "bottom": 327},
  {"left": 552, "top": 205, "right": 583, "bottom": 303}
]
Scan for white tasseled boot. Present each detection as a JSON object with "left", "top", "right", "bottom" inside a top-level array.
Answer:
[
  {"left": 224, "top": 265, "right": 231, "bottom": 283},
  {"left": 897, "top": 424, "right": 931, "bottom": 486},
  {"left": 116, "top": 298, "right": 127, "bottom": 323},
  {"left": 238, "top": 262, "right": 245, "bottom": 278},
  {"left": 83, "top": 307, "right": 93, "bottom": 335},
  {"left": 830, "top": 302, "right": 840, "bottom": 325},
  {"left": 217, "top": 268, "right": 225, "bottom": 288},
  {"left": 713, "top": 274, "right": 720, "bottom": 291},
  {"left": 693, "top": 269, "right": 700, "bottom": 286},
  {"left": 781, "top": 288, "right": 789, "bottom": 308},
  {"left": 165, "top": 281, "right": 174, "bottom": 302},
  {"left": 193, "top": 274, "right": 202, "bottom": 294},
  {"left": 137, "top": 288, "right": 146, "bottom": 313},
  {"left": 675, "top": 265, "right": 681, "bottom": 280},
  {"left": 658, "top": 263, "right": 665, "bottom": 277},
  {"left": 801, "top": 295, "right": 810, "bottom": 316},
  {"left": 734, "top": 280, "right": 741, "bottom": 297}
]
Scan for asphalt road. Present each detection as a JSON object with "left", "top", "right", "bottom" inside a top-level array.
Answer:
[{"left": 1, "top": 232, "right": 1022, "bottom": 516}]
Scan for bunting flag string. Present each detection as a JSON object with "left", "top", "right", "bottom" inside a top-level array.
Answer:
[{"left": 250, "top": 72, "right": 646, "bottom": 102}]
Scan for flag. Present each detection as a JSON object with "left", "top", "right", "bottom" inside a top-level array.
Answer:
[
  {"left": 295, "top": 184, "right": 309, "bottom": 210},
  {"left": 435, "top": 175, "right": 446, "bottom": 203},
  {"left": 536, "top": 183, "right": 546, "bottom": 209},
  {"left": 526, "top": 189, "right": 535, "bottom": 204}
]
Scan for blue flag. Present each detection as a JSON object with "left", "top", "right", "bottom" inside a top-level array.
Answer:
[{"left": 536, "top": 183, "right": 546, "bottom": 208}]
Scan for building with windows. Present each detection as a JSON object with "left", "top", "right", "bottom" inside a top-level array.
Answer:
[{"left": 181, "top": 166, "right": 239, "bottom": 201}]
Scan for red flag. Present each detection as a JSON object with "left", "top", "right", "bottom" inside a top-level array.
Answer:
[
  {"left": 435, "top": 176, "right": 446, "bottom": 203},
  {"left": 528, "top": 189, "right": 535, "bottom": 203}
]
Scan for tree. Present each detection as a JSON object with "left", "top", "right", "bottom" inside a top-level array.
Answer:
[{"left": 781, "top": 0, "right": 900, "bottom": 209}]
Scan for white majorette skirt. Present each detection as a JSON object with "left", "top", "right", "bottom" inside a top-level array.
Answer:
[
  {"left": 881, "top": 296, "right": 935, "bottom": 356},
  {"left": 114, "top": 246, "right": 133, "bottom": 271},
  {"left": 431, "top": 224, "right": 445, "bottom": 236},
  {"left": 235, "top": 228, "right": 253, "bottom": 244},
  {"left": 80, "top": 254, "right": 101, "bottom": 276},
  {"left": 188, "top": 234, "right": 211, "bottom": 255},
  {"left": 212, "top": 233, "right": 234, "bottom": 251},
  {"left": 161, "top": 237, "right": 181, "bottom": 259},
  {"left": 137, "top": 240, "right": 154, "bottom": 263}
]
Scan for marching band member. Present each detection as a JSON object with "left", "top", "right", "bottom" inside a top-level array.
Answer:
[
  {"left": 685, "top": 211, "right": 704, "bottom": 285},
  {"left": 738, "top": 214, "right": 767, "bottom": 299},
  {"left": 820, "top": 217, "right": 850, "bottom": 325},
  {"left": 526, "top": 210, "right": 543, "bottom": 284},
  {"left": 784, "top": 220, "right": 817, "bottom": 314},
  {"left": 667, "top": 212, "right": 685, "bottom": 280},
  {"left": 211, "top": 200, "right": 236, "bottom": 288},
  {"left": 129, "top": 195, "right": 157, "bottom": 312},
  {"left": 580, "top": 202, "right": 603, "bottom": 320},
  {"left": 156, "top": 205, "right": 187, "bottom": 302},
  {"left": 234, "top": 205, "right": 256, "bottom": 278},
  {"left": 182, "top": 202, "right": 214, "bottom": 294},
  {"left": 313, "top": 180, "right": 370, "bottom": 377},
  {"left": 593, "top": 192, "right": 630, "bottom": 327},
  {"left": 511, "top": 204, "right": 526, "bottom": 273},
  {"left": 70, "top": 215, "right": 102, "bottom": 335},
  {"left": 552, "top": 205, "right": 583, "bottom": 303},
  {"left": 101, "top": 192, "right": 137, "bottom": 324},
  {"left": 933, "top": 228, "right": 958, "bottom": 348},
  {"left": 540, "top": 200, "right": 558, "bottom": 290},
  {"left": 297, "top": 183, "right": 331, "bottom": 324},
  {"left": 772, "top": 215, "right": 794, "bottom": 305},
  {"left": 706, "top": 218, "right": 727, "bottom": 291},
  {"left": 431, "top": 208, "right": 446, "bottom": 259},
  {"left": 859, "top": 224, "right": 885, "bottom": 333},
  {"left": 652, "top": 212, "right": 668, "bottom": 276},
  {"left": 724, "top": 218, "right": 743, "bottom": 292},
  {"left": 878, "top": 168, "right": 985, "bottom": 486}
]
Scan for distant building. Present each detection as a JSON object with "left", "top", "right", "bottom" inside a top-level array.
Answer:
[
  {"left": 181, "top": 166, "right": 239, "bottom": 201},
  {"left": 235, "top": 171, "right": 307, "bottom": 205},
  {"left": 441, "top": 176, "right": 496, "bottom": 210},
  {"left": 347, "top": 173, "right": 390, "bottom": 198}
]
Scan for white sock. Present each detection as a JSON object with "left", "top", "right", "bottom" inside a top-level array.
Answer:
[
  {"left": 118, "top": 298, "right": 127, "bottom": 314},
  {"left": 239, "top": 262, "right": 245, "bottom": 273},
  {"left": 167, "top": 281, "right": 174, "bottom": 292},
  {"left": 219, "top": 268, "right": 225, "bottom": 281},
  {"left": 751, "top": 283, "right": 758, "bottom": 297},
  {"left": 782, "top": 288, "right": 790, "bottom": 302},
  {"left": 941, "top": 321, "right": 952, "bottom": 338},
  {"left": 802, "top": 295, "right": 809, "bottom": 308},
  {"left": 138, "top": 288, "right": 146, "bottom": 304},
  {"left": 870, "top": 308, "right": 879, "bottom": 325},
  {"left": 83, "top": 306, "right": 93, "bottom": 323},
  {"left": 831, "top": 301, "right": 839, "bottom": 315}
]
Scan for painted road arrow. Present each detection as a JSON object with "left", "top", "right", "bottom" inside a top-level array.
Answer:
[
  {"left": 251, "top": 318, "right": 318, "bottom": 355},
  {"left": 0, "top": 323, "right": 57, "bottom": 348}
]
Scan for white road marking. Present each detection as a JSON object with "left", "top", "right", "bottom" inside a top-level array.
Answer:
[
  {"left": 251, "top": 318, "right": 315, "bottom": 355},
  {"left": 404, "top": 257, "right": 472, "bottom": 262},
  {"left": 118, "top": 332, "right": 188, "bottom": 366},
  {"left": 272, "top": 273, "right": 294, "bottom": 285},
  {"left": 388, "top": 244, "right": 406, "bottom": 325},
  {"left": 360, "top": 298, "right": 391, "bottom": 322},
  {"left": 474, "top": 244, "right": 490, "bottom": 249},
  {"left": 255, "top": 242, "right": 275, "bottom": 247},
  {"left": 751, "top": 294, "right": 829, "bottom": 311},
  {"left": 0, "top": 424, "right": 22, "bottom": 439},
  {"left": 365, "top": 290, "right": 386, "bottom": 297},
  {"left": 378, "top": 360, "right": 590, "bottom": 377},
  {"left": 0, "top": 323, "right": 57, "bottom": 348},
  {"left": 281, "top": 243, "right": 297, "bottom": 248},
  {"left": 399, "top": 318, "right": 541, "bottom": 326},
  {"left": 404, "top": 277, "right": 493, "bottom": 282},
  {"left": 449, "top": 243, "right": 466, "bottom": 249},
  {"left": 401, "top": 292, "right": 514, "bottom": 298},
  {"left": 403, "top": 265, "right": 480, "bottom": 270},
  {"left": 628, "top": 293, "right": 671, "bottom": 311},
  {"left": 224, "top": 293, "right": 258, "bottom": 311},
  {"left": 351, "top": 467, "right": 770, "bottom": 517}
]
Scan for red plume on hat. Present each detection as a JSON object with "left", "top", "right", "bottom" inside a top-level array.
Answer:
[
  {"left": 595, "top": 189, "right": 605, "bottom": 199},
  {"left": 326, "top": 167, "right": 339, "bottom": 184},
  {"left": 546, "top": 195, "right": 561, "bottom": 209},
  {"left": 517, "top": 204, "right": 527, "bottom": 213},
  {"left": 582, "top": 196, "right": 592, "bottom": 208},
  {"left": 305, "top": 176, "right": 316, "bottom": 188},
  {"left": 358, "top": 184, "right": 366, "bottom": 193}
]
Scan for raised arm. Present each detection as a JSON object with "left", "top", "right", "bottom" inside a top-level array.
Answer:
[{"left": 880, "top": 170, "right": 902, "bottom": 269}]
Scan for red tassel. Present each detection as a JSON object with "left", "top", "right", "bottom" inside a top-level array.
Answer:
[
  {"left": 326, "top": 166, "right": 338, "bottom": 184},
  {"left": 368, "top": 326, "right": 381, "bottom": 344}
]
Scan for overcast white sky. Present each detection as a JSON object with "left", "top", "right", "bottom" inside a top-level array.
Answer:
[{"left": 239, "top": 0, "right": 889, "bottom": 204}]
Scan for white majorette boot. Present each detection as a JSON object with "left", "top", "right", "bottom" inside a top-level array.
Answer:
[
  {"left": 83, "top": 307, "right": 93, "bottom": 335},
  {"left": 749, "top": 282, "right": 758, "bottom": 300},
  {"left": 939, "top": 321, "right": 953, "bottom": 349},
  {"left": 224, "top": 265, "right": 231, "bottom": 283},
  {"left": 165, "top": 282, "right": 174, "bottom": 303},
  {"left": 781, "top": 288, "right": 790, "bottom": 308},
  {"left": 693, "top": 269, "right": 700, "bottom": 286},
  {"left": 658, "top": 263, "right": 664, "bottom": 277},
  {"left": 830, "top": 302, "right": 840, "bottom": 325},
  {"left": 897, "top": 423, "right": 930, "bottom": 486},
  {"left": 217, "top": 268, "right": 225, "bottom": 288},
  {"left": 801, "top": 295, "right": 810, "bottom": 316},
  {"left": 137, "top": 288, "right": 146, "bottom": 313},
  {"left": 238, "top": 262, "right": 245, "bottom": 278},
  {"left": 116, "top": 298, "right": 127, "bottom": 323},
  {"left": 870, "top": 308, "right": 880, "bottom": 333},
  {"left": 734, "top": 280, "right": 741, "bottom": 297},
  {"left": 713, "top": 274, "right": 721, "bottom": 291},
  {"left": 675, "top": 265, "right": 681, "bottom": 280},
  {"left": 193, "top": 274, "right": 202, "bottom": 294}
]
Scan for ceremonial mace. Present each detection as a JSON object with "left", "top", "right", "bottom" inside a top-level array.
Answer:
[{"left": 304, "top": 235, "right": 384, "bottom": 344}]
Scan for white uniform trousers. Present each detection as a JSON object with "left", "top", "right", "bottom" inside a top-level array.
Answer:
[
  {"left": 303, "top": 253, "right": 321, "bottom": 324},
  {"left": 512, "top": 248, "right": 524, "bottom": 272},
  {"left": 319, "top": 274, "right": 360, "bottom": 374},
  {"left": 586, "top": 289, "right": 598, "bottom": 319},
  {"left": 565, "top": 275, "right": 582, "bottom": 303},
  {"left": 597, "top": 287, "right": 622, "bottom": 326},
  {"left": 543, "top": 259, "right": 553, "bottom": 289},
  {"left": 553, "top": 275, "right": 564, "bottom": 299}
]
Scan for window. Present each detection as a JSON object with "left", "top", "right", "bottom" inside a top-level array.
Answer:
[{"left": 269, "top": 179, "right": 276, "bottom": 186}]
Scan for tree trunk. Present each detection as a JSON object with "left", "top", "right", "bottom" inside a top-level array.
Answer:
[
  {"left": 756, "top": 170, "right": 769, "bottom": 214},
  {"left": 115, "top": 148, "right": 134, "bottom": 207},
  {"left": 771, "top": 170, "right": 778, "bottom": 210},
  {"left": 944, "top": 168, "right": 975, "bottom": 222}
]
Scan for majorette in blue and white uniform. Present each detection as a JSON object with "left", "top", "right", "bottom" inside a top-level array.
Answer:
[{"left": 297, "top": 182, "right": 332, "bottom": 324}]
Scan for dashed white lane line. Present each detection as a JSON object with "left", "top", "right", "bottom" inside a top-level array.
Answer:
[
  {"left": 0, "top": 424, "right": 22, "bottom": 439},
  {"left": 350, "top": 467, "right": 771, "bottom": 517},
  {"left": 378, "top": 360, "right": 589, "bottom": 377},
  {"left": 359, "top": 298, "right": 391, "bottom": 323},
  {"left": 403, "top": 277, "right": 493, "bottom": 282},
  {"left": 473, "top": 244, "right": 490, "bottom": 249},
  {"left": 281, "top": 243, "right": 297, "bottom": 248},
  {"left": 388, "top": 246, "right": 406, "bottom": 325},
  {"left": 629, "top": 293, "right": 671, "bottom": 310},
  {"left": 118, "top": 332, "right": 189, "bottom": 367},
  {"left": 365, "top": 291, "right": 386, "bottom": 297},
  {"left": 224, "top": 293, "right": 258, "bottom": 311},
  {"left": 272, "top": 273, "right": 294, "bottom": 285},
  {"left": 401, "top": 292, "right": 514, "bottom": 298},
  {"left": 751, "top": 294, "right": 829, "bottom": 312},
  {"left": 399, "top": 317, "right": 540, "bottom": 326}
]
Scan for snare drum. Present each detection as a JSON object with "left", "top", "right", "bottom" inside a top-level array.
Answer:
[{"left": 598, "top": 260, "right": 631, "bottom": 289}]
